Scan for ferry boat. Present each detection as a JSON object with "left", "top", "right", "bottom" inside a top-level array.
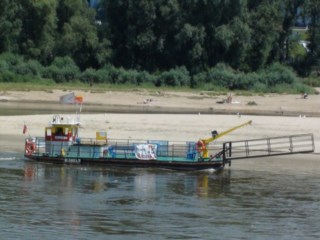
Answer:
[{"left": 24, "top": 115, "right": 315, "bottom": 171}]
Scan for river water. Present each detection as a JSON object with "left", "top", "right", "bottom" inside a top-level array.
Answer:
[{"left": 0, "top": 151, "right": 319, "bottom": 240}]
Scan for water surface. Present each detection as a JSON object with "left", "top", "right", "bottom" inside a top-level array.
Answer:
[{"left": 0, "top": 151, "right": 319, "bottom": 240}]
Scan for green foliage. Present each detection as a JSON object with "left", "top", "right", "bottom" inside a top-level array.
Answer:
[
  {"left": 0, "top": 71, "right": 16, "bottom": 82},
  {"left": 193, "top": 62, "right": 309, "bottom": 93},
  {"left": 18, "top": 0, "right": 58, "bottom": 64},
  {"left": 0, "top": 53, "right": 44, "bottom": 82},
  {"left": 0, "top": 1, "right": 319, "bottom": 92},
  {"left": 25, "top": 60, "right": 44, "bottom": 77},
  {"left": 0, "top": 69, "right": 47, "bottom": 84},
  {"left": 302, "top": 76, "right": 320, "bottom": 87},
  {"left": 0, "top": 52, "right": 24, "bottom": 68},
  {"left": 43, "top": 56, "right": 80, "bottom": 82},
  {"left": 261, "top": 63, "right": 298, "bottom": 86},
  {"left": 194, "top": 63, "right": 239, "bottom": 89},
  {"left": 304, "top": 0, "right": 320, "bottom": 74},
  {"left": 0, "top": 1, "right": 21, "bottom": 53},
  {"left": 247, "top": 0, "right": 283, "bottom": 70},
  {"left": 80, "top": 68, "right": 102, "bottom": 84},
  {"left": 78, "top": 66, "right": 157, "bottom": 85},
  {"left": 155, "top": 67, "right": 190, "bottom": 87},
  {"left": 289, "top": 42, "right": 307, "bottom": 60},
  {"left": 108, "top": 67, "right": 156, "bottom": 85}
]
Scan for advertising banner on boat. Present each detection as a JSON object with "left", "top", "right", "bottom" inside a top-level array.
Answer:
[{"left": 135, "top": 144, "right": 157, "bottom": 160}]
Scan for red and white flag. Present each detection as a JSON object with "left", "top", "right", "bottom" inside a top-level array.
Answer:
[{"left": 23, "top": 124, "right": 27, "bottom": 134}]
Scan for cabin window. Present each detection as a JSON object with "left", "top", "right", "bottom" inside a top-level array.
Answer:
[
  {"left": 73, "top": 128, "right": 78, "bottom": 138},
  {"left": 46, "top": 129, "right": 51, "bottom": 137},
  {"left": 56, "top": 127, "right": 64, "bottom": 135}
]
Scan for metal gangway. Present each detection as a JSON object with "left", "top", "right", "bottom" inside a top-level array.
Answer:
[{"left": 222, "top": 133, "right": 315, "bottom": 163}]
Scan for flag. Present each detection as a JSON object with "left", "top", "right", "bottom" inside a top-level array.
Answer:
[
  {"left": 23, "top": 124, "right": 27, "bottom": 134},
  {"left": 60, "top": 92, "right": 75, "bottom": 104},
  {"left": 75, "top": 96, "right": 83, "bottom": 104}
]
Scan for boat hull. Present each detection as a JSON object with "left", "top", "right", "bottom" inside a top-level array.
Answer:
[{"left": 25, "top": 155, "right": 225, "bottom": 171}]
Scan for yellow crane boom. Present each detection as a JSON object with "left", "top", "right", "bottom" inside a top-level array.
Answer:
[{"left": 196, "top": 120, "right": 252, "bottom": 158}]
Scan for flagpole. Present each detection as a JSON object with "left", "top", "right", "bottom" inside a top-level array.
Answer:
[
  {"left": 23, "top": 121, "right": 31, "bottom": 138},
  {"left": 74, "top": 95, "right": 83, "bottom": 124}
]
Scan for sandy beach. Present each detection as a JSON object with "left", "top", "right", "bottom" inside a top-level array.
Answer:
[
  {"left": 1, "top": 89, "right": 320, "bottom": 116},
  {"left": 0, "top": 89, "right": 319, "bottom": 172}
]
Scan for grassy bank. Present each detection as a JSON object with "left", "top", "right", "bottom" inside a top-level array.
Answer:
[
  {"left": 1, "top": 82, "right": 318, "bottom": 98},
  {"left": 0, "top": 82, "right": 225, "bottom": 94}
]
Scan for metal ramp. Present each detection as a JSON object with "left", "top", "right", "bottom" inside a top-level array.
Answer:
[{"left": 222, "top": 133, "right": 315, "bottom": 161}]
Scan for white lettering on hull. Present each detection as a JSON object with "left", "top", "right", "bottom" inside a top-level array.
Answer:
[{"left": 64, "top": 158, "right": 81, "bottom": 164}]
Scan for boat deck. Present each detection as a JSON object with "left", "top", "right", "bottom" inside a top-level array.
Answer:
[
  {"left": 27, "top": 137, "right": 224, "bottom": 163},
  {"left": 25, "top": 133, "right": 314, "bottom": 169}
]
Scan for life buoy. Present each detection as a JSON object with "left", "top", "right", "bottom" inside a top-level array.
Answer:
[
  {"left": 25, "top": 140, "right": 36, "bottom": 156},
  {"left": 196, "top": 140, "right": 206, "bottom": 153}
]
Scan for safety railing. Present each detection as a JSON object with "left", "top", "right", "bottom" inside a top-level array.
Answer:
[
  {"left": 223, "top": 133, "right": 314, "bottom": 161},
  {"left": 26, "top": 137, "right": 225, "bottom": 162}
]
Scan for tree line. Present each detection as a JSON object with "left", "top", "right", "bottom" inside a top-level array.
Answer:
[{"left": 0, "top": 0, "right": 319, "bottom": 91}]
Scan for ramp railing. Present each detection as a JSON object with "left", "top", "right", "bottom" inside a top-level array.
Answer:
[{"left": 223, "top": 133, "right": 315, "bottom": 161}]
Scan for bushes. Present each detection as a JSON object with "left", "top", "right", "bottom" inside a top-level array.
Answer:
[
  {"left": 80, "top": 68, "right": 104, "bottom": 84},
  {"left": 43, "top": 57, "right": 80, "bottom": 82},
  {"left": 154, "top": 67, "right": 190, "bottom": 87},
  {"left": 78, "top": 66, "right": 156, "bottom": 85},
  {"left": 194, "top": 63, "right": 241, "bottom": 89},
  {"left": 0, "top": 71, "right": 16, "bottom": 82},
  {"left": 43, "top": 65, "right": 66, "bottom": 83},
  {"left": 260, "top": 63, "right": 298, "bottom": 86},
  {"left": 194, "top": 62, "right": 306, "bottom": 93},
  {"left": 25, "top": 60, "right": 44, "bottom": 77},
  {"left": 0, "top": 53, "right": 23, "bottom": 68},
  {"left": 78, "top": 66, "right": 190, "bottom": 87},
  {"left": 0, "top": 52, "right": 313, "bottom": 93},
  {"left": 114, "top": 68, "right": 140, "bottom": 84},
  {"left": 107, "top": 67, "right": 155, "bottom": 85},
  {"left": 0, "top": 53, "right": 44, "bottom": 83}
]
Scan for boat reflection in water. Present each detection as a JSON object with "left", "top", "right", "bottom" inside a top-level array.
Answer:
[
  {"left": 21, "top": 162, "right": 232, "bottom": 238},
  {"left": 23, "top": 162, "right": 231, "bottom": 199}
]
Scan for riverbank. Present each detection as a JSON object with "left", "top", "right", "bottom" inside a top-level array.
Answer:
[{"left": 0, "top": 89, "right": 320, "bottom": 116}]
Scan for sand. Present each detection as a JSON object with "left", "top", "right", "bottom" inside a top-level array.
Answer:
[
  {"left": 0, "top": 89, "right": 319, "bottom": 172},
  {"left": 1, "top": 89, "right": 320, "bottom": 115}
]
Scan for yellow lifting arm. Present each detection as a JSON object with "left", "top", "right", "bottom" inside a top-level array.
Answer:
[
  {"left": 197, "top": 120, "right": 252, "bottom": 158},
  {"left": 201, "top": 120, "right": 252, "bottom": 145}
]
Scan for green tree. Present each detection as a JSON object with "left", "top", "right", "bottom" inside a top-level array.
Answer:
[
  {"left": 0, "top": 0, "right": 22, "bottom": 53},
  {"left": 174, "top": 23, "right": 206, "bottom": 73},
  {"left": 180, "top": 0, "right": 250, "bottom": 70},
  {"left": 247, "top": 0, "right": 282, "bottom": 70},
  {"left": 153, "top": 0, "right": 182, "bottom": 70},
  {"left": 55, "top": 0, "right": 111, "bottom": 70},
  {"left": 19, "top": 0, "right": 57, "bottom": 64},
  {"left": 100, "top": 0, "right": 130, "bottom": 68},
  {"left": 179, "top": 0, "right": 225, "bottom": 68},
  {"left": 305, "top": 0, "right": 320, "bottom": 73},
  {"left": 126, "top": 0, "right": 157, "bottom": 70},
  {"left": 270, "top": 0, "right": 304, "bottom": 63},
  {"left": 102, "top": 0, "right": 159, "bottom": 70}
]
